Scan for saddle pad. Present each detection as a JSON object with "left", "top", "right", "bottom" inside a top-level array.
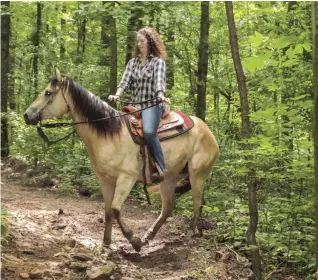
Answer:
[
  {"left": 125, "top": 110, "right": 195, "bottom": 144},
  {"left": 134, "top": 111, "right": 182, "bottom": 130}
]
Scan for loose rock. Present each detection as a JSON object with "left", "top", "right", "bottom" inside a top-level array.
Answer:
[
  {"left": 20, "top": 272, "right": 29, "bottom": 279},
  {"left": 86, "top": 264, "right": 117, "bottom": 280},
  {"left": 71, "top": 252, "right": 94, "bottom": 262},
  {"left": 29, "top": 269, "right": 43, "bottom": 279},
  {"left": 70, "top": 261, "right": 88, "bottom": 272}
]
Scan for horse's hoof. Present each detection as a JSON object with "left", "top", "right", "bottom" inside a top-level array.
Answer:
[
  {"left": 131, "top": 237, "right": 142, "bottom": 252},
  {"left": 102, "top": 242, "right": 111, "bottom": 248},
  {"left": 142, "top": 230, "right": 154, "bottom": 241},
  {"left": 103, "top": 237, "right": 111, "bottom": 247},
  {"left": 141, "top": 237, "right": 149, "bottom": 246}
]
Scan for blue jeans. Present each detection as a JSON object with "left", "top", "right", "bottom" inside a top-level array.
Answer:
[{"left": 142, "top": 105, "right": 167, "bottom": 172}]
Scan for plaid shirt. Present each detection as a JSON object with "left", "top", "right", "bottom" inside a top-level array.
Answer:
[{"left": 117, "top": 55, "right": 166, "bottom": 110}]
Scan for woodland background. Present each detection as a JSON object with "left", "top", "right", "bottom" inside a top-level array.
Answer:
[{"left": 1, "top": 1, "right": 317, "bottom": 279}]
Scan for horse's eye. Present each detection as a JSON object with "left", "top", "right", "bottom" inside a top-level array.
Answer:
[{"left": 45, "top": 91, "right": 52, "bottom": 96}]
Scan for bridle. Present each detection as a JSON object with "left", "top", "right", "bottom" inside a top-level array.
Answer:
[
  {"left": 36, "top": 77, "right": 163, "bottom": 145},
  {"left": 36, "top": 78, "right": 74, "bottom": 145},
  {"left": 37, "top": 77, "right": 69, "bottom": 122}
]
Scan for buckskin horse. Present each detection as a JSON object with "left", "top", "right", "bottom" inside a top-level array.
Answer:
[{"left": 24, "top": 68, "right": 219, "bottom": 251}]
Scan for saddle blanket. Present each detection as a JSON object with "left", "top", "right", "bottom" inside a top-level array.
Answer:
[{"left": 125, "top": 110, "right": 195, "bottom": 144}]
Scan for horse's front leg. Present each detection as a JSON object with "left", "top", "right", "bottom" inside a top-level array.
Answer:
[
  {"left": 142, "top": 180, "right": 176, "bottom": 242},
  {"left": 99, "top": 178, "right": 115, "bottom": 246},
  {"left": 111, "top": 174, "right": 142, "bottom": 251}
]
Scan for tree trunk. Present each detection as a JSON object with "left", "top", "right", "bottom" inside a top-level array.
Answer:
[
  {"left": 8, "top": 46, "right": 15, "bottom": 111},
  {"left": 196, "top": 1, "right": 210, "bottom": 121},
  {"left": 32, "top": 2, "right": 42, "bottom": 97},
  {"left": 312, "top": 1, "right": 318, "bottom": 270},
  {"left": 76, "top": 2, "right": 87, "bottom": 65},
  {"left": 60, "top": 3, "right": 66, "bottom": 59},
  {"left": 166, "top": 19, "right": 175, "bottom": 90},
  {"left": 225, "top": 2, "right": 262, "bottom": 279},
  {"left": 125, "top": 2, "right": 143, "bottom": 65},
  {"left": 1, "top": 1, "right": 10, "bottom": 157},
  {"left": 81, "top": 18, "right": 87, "bottom": 58},
  {"left": 109, "top": 2, "right": 117, "bottom": 97},
  {"left": 100, "top": 2, "right": 111, "bottom": 67}
]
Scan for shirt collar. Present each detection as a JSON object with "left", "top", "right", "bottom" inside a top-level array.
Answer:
[{"left": 137, "top": 54, "right": 154, "bottom": 61}]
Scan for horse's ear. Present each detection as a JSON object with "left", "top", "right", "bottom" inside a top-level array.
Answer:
[{"left": 55, "top": 68, "right": 62, "bottom": 82}]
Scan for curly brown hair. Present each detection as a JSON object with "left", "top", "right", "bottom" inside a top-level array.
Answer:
[{"left": 133, "top": 27, "right": 166, "bottom": 60}]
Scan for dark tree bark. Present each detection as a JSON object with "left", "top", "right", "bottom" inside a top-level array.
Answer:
[
  {"left": 100, "top": 2, "right": 111, "bottom": 67},
  {"left": 225, "top": 2, "right": 262, "bottom": 279},
  {"left": 166, "top": 18, "right": 175, "bottom": 90},
  {"left": 125, "top": 2, "right": 143, "bottom": 65},
  {"left": 109, "top": 2, "right": 117, "bottom": 96},
  {"left": 196, "top": 1, "right": 210, "bottom": 121},
  {"left": 60, "top": 3, "right": 66, "bottom": 59},
  {"left": 8, "top": 44, "right": 15, "bottom": 110},
  {"left": 76, "top": 2, "right": 87, "bottom": 64},
  {"left": 99, "top": 2, "right": 117, "bottom": 102},
  {"left": 32, "top": 2, "right": 42, "bottom": 97},
  {"left": 312, "top": 1, "right": 318, "bottom": 270},
  {"left": 1, "top": 1, "right": 11, "bottom": 157},
  {"left": 81, "top": 19, "right": 87, "bottom": 56}
]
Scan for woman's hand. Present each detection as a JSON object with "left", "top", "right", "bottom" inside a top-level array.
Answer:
[
  {"left": 108, "top": 95, "right": 120, "bottom": 102},
  {"left": 159, "top": 96, "right": 171, "bottom": 104}
]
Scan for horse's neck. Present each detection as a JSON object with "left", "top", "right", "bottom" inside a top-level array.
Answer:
[
  {"left": 65, "top": 90, "right": 122, "bottom": 150},
  {"left": 69, "top": 109, "right": 94, "bottom": 146}
]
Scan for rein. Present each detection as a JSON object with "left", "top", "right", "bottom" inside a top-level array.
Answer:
[{"left": 37, "top": 93, "right": 163, "bottom": 145}]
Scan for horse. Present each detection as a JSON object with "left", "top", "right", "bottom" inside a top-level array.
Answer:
[{"left": 24, "top": 68, "right": 219, "bottom": 252}]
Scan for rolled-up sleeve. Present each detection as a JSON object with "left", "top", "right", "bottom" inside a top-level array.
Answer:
[
  {"left": 154, "top": 58, "right": 166, "bottom": 95},
  {"left": 117, "top": 59, "right": 134, "bottom": 90}
]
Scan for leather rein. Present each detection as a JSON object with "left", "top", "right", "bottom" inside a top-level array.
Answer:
[{"left": 36, "top": 79, "right": 163, "bottom": 145}]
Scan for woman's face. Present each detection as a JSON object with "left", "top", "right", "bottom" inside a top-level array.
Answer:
[{"left": 137, "top": 33, "right": 148, "bottom": 56}]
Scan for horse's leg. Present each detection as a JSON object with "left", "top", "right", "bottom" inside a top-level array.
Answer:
[
  {"left": 142, "top": 179, "right": 177, "bottom": 242},
  {"left": 188, "top": 170, "right": 209, "bottom": 236},
  {"left": 111, "top": 174, "right": 141, "bottom": 251},
  {"left": 99, "top": 178, "right": 115, "bottom": 246}
]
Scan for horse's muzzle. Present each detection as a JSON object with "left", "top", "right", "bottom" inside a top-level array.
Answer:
[{"left": 24, "top": 111, "right": 39, "bottom": 125}]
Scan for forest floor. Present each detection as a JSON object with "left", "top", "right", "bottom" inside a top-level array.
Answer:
[{"left": 1, "top": 159, "right": 252, "bottom": 280}]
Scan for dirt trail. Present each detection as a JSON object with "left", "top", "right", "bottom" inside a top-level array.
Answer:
[{"left": 1, "top": 161, "right": 251, "bottom": 280}]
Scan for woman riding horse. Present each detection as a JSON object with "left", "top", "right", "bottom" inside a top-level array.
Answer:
[
  {"left": 23, "top": 30, "right": 219, "bottom": 251},
  {"left": 109, "top": 27, "right": 170, "bottom": 181}
]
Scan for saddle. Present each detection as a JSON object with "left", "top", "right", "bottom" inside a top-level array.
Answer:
[
  {"left": 123, "top": 104, "right": 194, "bottom": 191},
  {"left": 123, "top": 104, "right": 194, "bottom": 143}
]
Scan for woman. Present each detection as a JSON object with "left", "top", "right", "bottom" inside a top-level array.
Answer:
[{"left": 108, "top": 27, "right": 170, "bottom": 180}]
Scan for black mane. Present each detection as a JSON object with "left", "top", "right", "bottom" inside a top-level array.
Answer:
[{"left": 51, "top": 77, "right": 122, "bottom": 137}]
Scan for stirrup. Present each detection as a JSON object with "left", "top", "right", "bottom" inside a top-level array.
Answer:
[{"left": 152, "top": 162, "right": 165, "bottom": 183}]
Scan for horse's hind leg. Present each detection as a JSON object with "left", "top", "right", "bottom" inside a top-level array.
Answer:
[
  {"left": 99, "top": 178, "right": 115, "bottom": 246},
  {"left": 111, "top": 174, "right": 142, "bottom": 251},
  {"left": 189, "top": 170, "right": 209, "bottom": 236},
  {"left": 142, "top": 180, "right": 177, "bottom": 242}
]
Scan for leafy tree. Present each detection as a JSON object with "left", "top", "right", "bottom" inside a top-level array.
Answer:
[
  {"left": 225, "top": 2, "right": 262, "bottom": 278},
  {"left": 1, "top": 1, "right": 11, "bottom": 157},
  {"left": 32, "top": 2, "right": 42, "bottom": 98},
  {"left": 196, "top": 1, "right": 210, "bottom": 121}
]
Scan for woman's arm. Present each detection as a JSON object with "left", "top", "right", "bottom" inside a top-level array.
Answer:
[
  {"left": 154, "top": 58, "right": 166, "bottom": 98},
  {"left": 109, "top": 59, "right": 134, "bottom": 101},
  {"left": 117, "top": 59, "right": 134, "bottom": 94}
]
